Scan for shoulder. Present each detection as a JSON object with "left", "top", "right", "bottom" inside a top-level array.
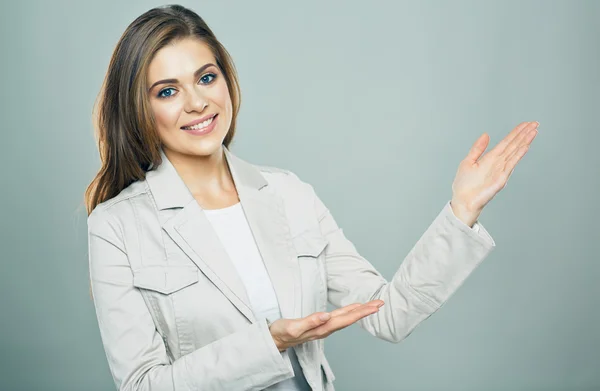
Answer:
[
  {"left": 252, "top": 163, "right": 326, "bottom": 234},
  {"left": 251, "top": 164, "right": 320, "bottom": 216},
  {"left": 87, "top": 180, "right": 148, "bottom": 233}
]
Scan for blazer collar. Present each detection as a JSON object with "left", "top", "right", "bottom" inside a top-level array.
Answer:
[{"left": 146, "top": 145, "right": 267, "bottom": 211}]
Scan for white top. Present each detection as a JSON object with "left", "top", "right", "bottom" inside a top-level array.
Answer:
[{"left": 203, "top": 202, "right": 311, "bottom": 391}]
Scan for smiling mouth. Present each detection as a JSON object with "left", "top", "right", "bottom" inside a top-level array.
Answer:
[{"left": 181, "top": 114, "right": 218, "bottom": 130}]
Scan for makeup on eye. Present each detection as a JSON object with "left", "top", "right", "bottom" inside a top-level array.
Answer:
[{"left": 154, "top": 72, "right": 218, "bottom": 99}]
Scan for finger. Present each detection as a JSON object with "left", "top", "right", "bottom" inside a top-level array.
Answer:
[
  {"left": 493, "top": 121, "right": 535, "bottom": 157},
  {"left": 325, "top": 305, "right": 380, "bottom": 331},
  {"left": 294, "top": 312, "right": 333, "bottom": 336},
  {"left": 501, "top": 126, "right": 537, "bottom": 177},
  {"left": 329, "top": 303, "right": 362, "bottom": 318},
  {"left": 501, "top": 129, "right": 538, "bottom": 168},
  {"left": 493, "top": 122, "right": 530, "bottom": 154},
  {"left": 500, "top": 122, "right": 539, "bottom": 158},
  {"left": 298, "top": 300, "right": 384, "bottom": 336},
  {"left": 505, "top": 137, "right": 533, "bottom": 174},
  {"left": 302, "top": 305, "right": 380, "bottom": 341},
  {"left": 330, "top": 300, "right": 384, "bottom": 318}
]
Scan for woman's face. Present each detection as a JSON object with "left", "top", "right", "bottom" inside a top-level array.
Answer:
[{"left": 147, "top": 37, "right": 233, "bottom": 158}]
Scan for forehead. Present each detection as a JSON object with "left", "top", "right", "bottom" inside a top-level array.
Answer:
[{"left": 147, "top": 38, "right": 216, "bottom": 82}]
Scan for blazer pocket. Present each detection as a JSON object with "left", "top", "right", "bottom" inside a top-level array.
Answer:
[
  {"left": 133, "top": 265, "right": 199, "bottom": 294},
  {"left": 292, "top": 230, "right": 329, "bottom": 313},
  {"left": 292, "top": 229, "right": 328, "bottom": 257}
]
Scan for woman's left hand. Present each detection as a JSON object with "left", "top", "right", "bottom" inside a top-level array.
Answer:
[{"left": 450, "top": 121, "right": 539, "bottom": 227}]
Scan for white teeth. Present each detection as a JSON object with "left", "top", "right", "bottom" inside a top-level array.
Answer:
[{"left": 183, "top": 116, "right": 213, "bottom": 130}]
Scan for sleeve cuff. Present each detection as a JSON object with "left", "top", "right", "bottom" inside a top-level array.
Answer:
[
  {"left": 445, "top": 201, "right": 496, "bottom": 247},
  {"left": 259, "top": 317, "right": 294, "bottom": 375}
]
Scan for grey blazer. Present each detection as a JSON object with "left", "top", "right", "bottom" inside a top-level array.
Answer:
[{"left": 87, "top": 146, "right": 496, "bottom": 391}]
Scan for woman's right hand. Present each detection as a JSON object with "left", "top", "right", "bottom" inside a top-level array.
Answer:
[{"left": 268, "top": 300, "right": 385, "bottom": 352}]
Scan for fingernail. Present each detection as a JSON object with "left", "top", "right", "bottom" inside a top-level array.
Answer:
[
  {"left": 377, "top": 302, "right": 384, "bottom": 308},
  {"left": 319, "top": 313, "right": 331, "bottom": 321}
]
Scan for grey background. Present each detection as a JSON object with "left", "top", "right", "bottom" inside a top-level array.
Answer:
[{"left": 1, "top": 0, "right": 598, "bottom": 390}]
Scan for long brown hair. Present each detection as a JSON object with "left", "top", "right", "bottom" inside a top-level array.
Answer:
[{"left": 84, "top": 4, "right": 241, "bottom": 215}]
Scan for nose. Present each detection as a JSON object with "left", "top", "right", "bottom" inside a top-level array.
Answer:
[{"left": 184, "top": 87, "right": 209, "bottom": 113}]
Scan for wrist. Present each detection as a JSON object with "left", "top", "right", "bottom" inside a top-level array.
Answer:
[
  {"left": 267, "top": 319, "right": 286, "bottom": 352},
  {"left": 450, "top": 199, "right": 481, "bottom": 228}
]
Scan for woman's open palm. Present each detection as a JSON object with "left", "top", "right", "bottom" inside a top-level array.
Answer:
[
  {"left": 451, "top": 121, "right": 539, "bottom": 213},
  {"left": 269, "top": 300, "right": 384, "bottom": 352}
]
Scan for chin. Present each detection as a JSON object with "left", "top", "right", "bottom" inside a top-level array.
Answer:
[
  {"left": 185, "top": 137, "right": 226, "bottom": 158},
  {"left": 162, "top": 126, "right": 228, "bottom": 158}
]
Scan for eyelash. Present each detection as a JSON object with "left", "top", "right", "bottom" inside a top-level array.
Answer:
[{"left": 156, "top": 73, "right": 217, "bottom": 99}]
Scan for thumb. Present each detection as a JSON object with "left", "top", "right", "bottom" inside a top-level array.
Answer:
[
  {"left": 466, "top": 132, "right": 489, "bottom": 163},
  {"left": 302, "top": 312, "right": 331, "bottom": 333},
  {"left": 287, "top": 312, "right": 330, "bottom": 339}
]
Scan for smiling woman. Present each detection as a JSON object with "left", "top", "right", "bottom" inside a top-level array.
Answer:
[
  {"left": 85, "top": 5, "right": 241, "bottom": 213},
  {"left": 84, "top": 3, "right": 526, "bottom": 391},
  {"left": 86, "top": 4, "right": 334, "bottom": 390}
]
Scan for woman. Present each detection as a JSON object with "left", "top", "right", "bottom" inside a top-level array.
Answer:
[{"left": 85, "top": 4, "right": 538, "bottom": 391}]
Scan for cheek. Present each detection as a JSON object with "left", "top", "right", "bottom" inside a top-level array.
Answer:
[
  {"left": 214, "top": 81, "right": 232, "bottom": 114},
  {"left": 152, "top": 101, "right": 184, "bottom": 131}
]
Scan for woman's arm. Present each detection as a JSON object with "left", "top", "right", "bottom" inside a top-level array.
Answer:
[
  {"left": 305, "top": 179, "right": 496, "bottom": 344},
  {"left": 294, "top": 121, "right": 538, "bottom": 344},
  {"left": 88, "top": 209, "right": 294, "bottom": 391}
]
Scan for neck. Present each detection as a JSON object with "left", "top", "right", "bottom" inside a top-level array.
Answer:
[{"left": 162, "top": 145, "right": 236, "bottom": 196}]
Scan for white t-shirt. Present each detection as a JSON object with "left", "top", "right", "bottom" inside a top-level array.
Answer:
[{"left": 204, "top": 202, "right": 311, "bottom": 391}]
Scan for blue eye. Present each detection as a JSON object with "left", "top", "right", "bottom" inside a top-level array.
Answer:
[
  {"left": 157, "top": 88, "right": 175, "bottom": 98},
  {"left": 200, "top": 73, "right": 216, "bottom": 84}
]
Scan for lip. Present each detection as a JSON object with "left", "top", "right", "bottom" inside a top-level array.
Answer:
[
  {"left": 181, "top": 113, "right": 217, "bottom": 128},
  {"left": 181, "top": 114, "right": 218, "bottom": 136}
]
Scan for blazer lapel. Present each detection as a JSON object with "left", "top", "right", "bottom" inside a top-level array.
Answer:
[
  {"left": 232, "top": 180, "right": 300, "bottom": 321},
  {"left": 164, "top": 202, "right": 257, "bottom": 322},
  {"left": 145, "top": 146, "right": 300, "bottom": 324}
]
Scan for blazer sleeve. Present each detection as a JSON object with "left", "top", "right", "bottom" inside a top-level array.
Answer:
[
  {"left": 309, "top": 183, "right": 496, "bottom": 344},
  {"left": 87, "top": 209, "right": 294, "bottom": 391}
]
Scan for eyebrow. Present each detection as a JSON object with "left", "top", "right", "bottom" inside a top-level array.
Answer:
[{"left": 148, "top": 63, "right": 217, "bottom": 93}]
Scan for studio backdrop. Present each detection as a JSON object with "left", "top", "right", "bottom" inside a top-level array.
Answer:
[{"left": 1, "top": 0, "right": 598, "bottom": 390}]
